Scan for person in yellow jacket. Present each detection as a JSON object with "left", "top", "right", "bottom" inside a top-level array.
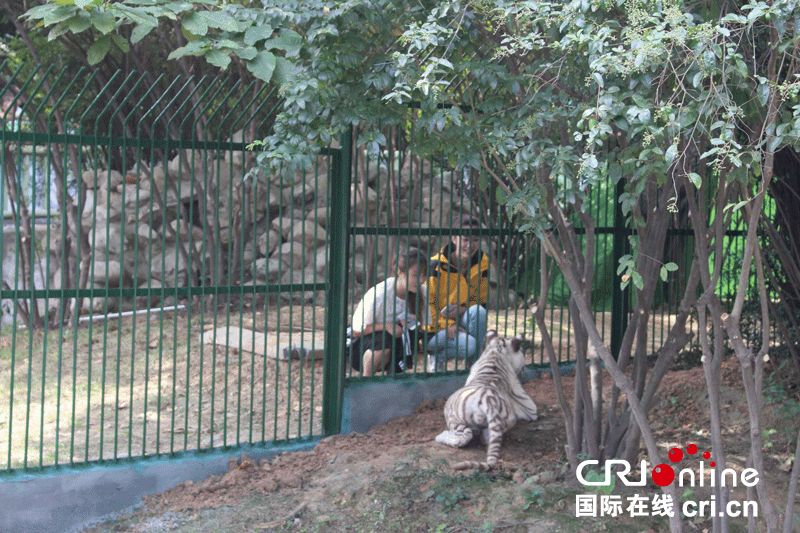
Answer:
[{"left": 425, "top": 216, "right": 489, "bottom": 372}]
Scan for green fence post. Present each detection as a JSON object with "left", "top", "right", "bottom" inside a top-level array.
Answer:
[
  {"left": 610, "top": 177, "right": 630, "bottom": 359},
  {"left": 323, "top": 127, "right": 352, "bottom": 436}
]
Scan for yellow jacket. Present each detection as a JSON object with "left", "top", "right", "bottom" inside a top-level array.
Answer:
[{"left": 426, "top": 243, "right": 489, "bottom": 333}]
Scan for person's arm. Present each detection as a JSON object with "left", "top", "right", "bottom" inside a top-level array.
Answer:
[{"left": 352, "top": 281, "right": 404, "bottom": 338}]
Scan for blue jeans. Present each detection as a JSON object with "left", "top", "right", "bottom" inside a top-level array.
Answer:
[{"left": 426, "top": 305, "right": 488, "bottom": 367}]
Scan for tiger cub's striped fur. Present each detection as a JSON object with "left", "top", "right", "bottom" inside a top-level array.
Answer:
[{"left": 435, "top": 331, "right": 537, "bottom": 471}]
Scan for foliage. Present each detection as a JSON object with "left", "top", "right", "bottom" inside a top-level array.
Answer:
[{"left": 21, "top": 0, "right": 301, "bottom": 82}]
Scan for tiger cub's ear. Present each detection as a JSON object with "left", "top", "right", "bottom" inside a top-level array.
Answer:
[
  {"left": 510, "top": 336, "right": 523, "bottom": 352},
  {"left": 486, "top": 330, "right": 498, "bottom": 343}
]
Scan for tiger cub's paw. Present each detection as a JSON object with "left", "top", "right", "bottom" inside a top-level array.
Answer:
[{"left": 435, "top": 430, "right": 470, "bottom": 447}]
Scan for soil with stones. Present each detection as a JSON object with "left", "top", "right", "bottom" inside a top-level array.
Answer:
[{"left": 80, "top": 358, "right": 797, "bottom": 533}]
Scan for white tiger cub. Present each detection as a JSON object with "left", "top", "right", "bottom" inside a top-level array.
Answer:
[{"left": 435, "top": 331, "right": 538, "bottom": 471}]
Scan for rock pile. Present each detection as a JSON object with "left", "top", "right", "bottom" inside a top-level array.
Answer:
[{"left": 2, "top": 148, "right": 512, "bottom": 321}]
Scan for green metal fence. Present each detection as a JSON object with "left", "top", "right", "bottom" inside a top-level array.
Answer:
[
  {"left": 0, "top": 64, "right": 344, "bottom": 474},
  {"left": 0, "top": 65, "right": 748, "bottom": 476}
]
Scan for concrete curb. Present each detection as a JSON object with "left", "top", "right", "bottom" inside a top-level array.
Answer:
[{"left": 0, "top": 442, "right": 317, "bottom": 533}]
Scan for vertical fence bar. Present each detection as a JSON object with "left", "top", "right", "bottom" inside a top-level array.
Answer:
[
  {"left": 323, "top": 128, "right": 351, "bottom": 436},
  {"left": 610, "top": 177, "right": 630, "bottom": 360}
]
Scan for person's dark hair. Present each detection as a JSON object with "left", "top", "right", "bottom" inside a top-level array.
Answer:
[
  {"left": 459, "top": 215, "right": 481, "bottom": 228},
  {"left": 395, "top": 247, "right": 428, "bottom": 275}
]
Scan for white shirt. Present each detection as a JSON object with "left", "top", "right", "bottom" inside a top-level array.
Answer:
[{"left": 351, "top": 277, "right": 431, "bottom": 333}]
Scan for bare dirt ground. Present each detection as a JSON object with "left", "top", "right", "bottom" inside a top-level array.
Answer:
[{"left": 79, "top": 356, "right": 798, "bottom": 533}]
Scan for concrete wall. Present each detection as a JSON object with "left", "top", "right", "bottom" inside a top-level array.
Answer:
[
  {"left": 342, "top": 373, "right": 466, "bottom": 434},
  {"left": 0, "top": 442, "right": 317, "bottom": 533},
  {"left": 0, "top": 374, "right": 466, "bottom": 533}
]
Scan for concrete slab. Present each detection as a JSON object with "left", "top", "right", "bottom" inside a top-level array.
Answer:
[{"left": 200, "top": 326, "right": 325, "bottom": 361}]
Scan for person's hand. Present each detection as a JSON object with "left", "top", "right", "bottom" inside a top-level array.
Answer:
[
  {"left": 446, "top": 305, "right": 461, "bottom": 321},
  {"left": 446, "top": 324, "right": 463, "bottom": 339}
]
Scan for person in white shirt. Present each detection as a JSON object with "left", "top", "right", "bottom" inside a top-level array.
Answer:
[{"left": 350, "top": 247, "right": 431, "bottom": 376}]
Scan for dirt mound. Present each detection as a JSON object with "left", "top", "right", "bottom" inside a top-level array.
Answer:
[{"left": 81, "top": 363, "right": 797, "bottom": 532}]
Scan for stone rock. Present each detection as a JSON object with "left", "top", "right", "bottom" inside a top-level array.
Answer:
[
  {"left": 89, "top": 224, "right": 123, "bottom": 256},
  {"left": 266, "top": 257, "right": 283, "bottom": 283},
  {"left": 224, "top": 129, "right": 245, "bottom": 166},
  {"left": 254, "top": 257, "right": 268, "bottom": 280},
  {"left": 137, "top": 165, "right": 167, "bottom": 194},
  {"left": 279, "top": 267, "right": 318, "bottom": 303},
  {"left": 168, "top": 151, "right": 199, "bottom": 179},
  {"left": 351, "top": 185, "right": 378, "bottom": 214},
  {"left": 242, "top": 241, "right": 255, "bottom": 266},
  {"left": 168, "top": 218, "right": 203, "bottom": 242},
  {"left": 88, "top": 260, "right": 122, "bottom": 287},
  {"left": 314, "top": 247, "right": 328, "bottom": 275},
  {"left": 82, "top": 169, "right": 123, "bottom": 191},
  {"left": 270, "top": 242, "right": 303, "bottom": 270},
  {"left": 271, "top": 212, "right": 305, "bottom": 240},
  {"left": 289, "top": 221, "right": 327, "bottom": 249},
  {"left": 257, "top": 229, "right": 281, "bottom": 257},
  {"left": 151, "top": 248, "right": 190, "bottom": 283},
  {"left": 306, "top": 206, "right": 329, "bottom": 228}
]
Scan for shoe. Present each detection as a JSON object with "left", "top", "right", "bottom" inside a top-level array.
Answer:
[
  {"left": 427, "top": 354, "right": 444, "bottom": 373},
  {"left": 282, "top": 347, "right": 307, "bottom": 360}
]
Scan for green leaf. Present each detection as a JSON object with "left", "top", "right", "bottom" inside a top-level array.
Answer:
[
  {"left": 496, "top": 186, "right": 508, "bottom": 205},
  {"left": 114, "top": 5, "right": 158, "bottom": 26},
  {"left": 244, "top": 24, "right": 273, "bottom": 46},
  {"left": 664, "top": 144, "right": 678, "bottom": 165},
  {"left": 608, "top": 163, "right": 623, "bottom": 184},
  {"left": 48, "top": 22, "right": 72, "bottom": 41},
  {"left": 131, "top": 23, "right": 156, "bottom": 44},
  {"left": 92, "top": 10, "right": 116, "bottom": 34},
  {"left": 246, "top": 50, "right": 277, "bottom": 82},
  {"left": 199, "top": 10, "right": 238, "bottom": 31},
  {"left": 67, "top": 13, "right": 91, "bottom": 33},
  {"left": 215, "top": 39, "right": 240, "bottom": 49},
  {"left": 167, "top": 39, "right": 209, "bottom": 60},
  {"left": 205, "top": 48, "right": 231, "bottom": 70},
  {"left": 665, "top": 262, "right": 679, "bottom": 272},
  {"left": 23, "top": 4, "right": 57, "bottom": 21},
  {"left": 757, "top": 82, "right": 770, "bottom": 106},
  {"left": 264, "top": 30, "right": 303, "bottom": 54},
  {"left": 182, "top": 12, "right": 208, "bottom": 37},
  {"left": 660, "top": 266, "right": 668, "bottom": 282},
  {"left": 111, "top": 34, "right": 130, "bottom": 53},
  {"left": 632, "top": 272, "right": 643, "bottom": 290},
  {"left": 43, "top": 5, "right": 78, "bottom": 26},
  {"left": 272, "top": 56, "right": 294, "bottom": 84},
  {"left": 87, "top": 34, "right": 111, "bottom": 64},
  {"left": 686, "top": 173, "right": 702, "bottom": 188},
  {"left": 237, "top": 46, "right": 258, "bottom": 61},
  {"left": 767, "top": 135, "right": 783, "bottom": 153},
  {"left": 723, "top": 199, "right": 750, "bottom": 213}
]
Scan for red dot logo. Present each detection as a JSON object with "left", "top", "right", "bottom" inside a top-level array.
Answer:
[
  {"left": 703, "top": 451, "right": 711, "bottom": 460},
  {"left": 710, "top": 462, "right": 716, "bottom": 467},
  {"left": 687, "top": 444, "right": 698, "bottom": 455},
  {"left": 652, "top": 464, "right": 675, "bottom": 487},
  {"left": 668, "top": 447, "right": 684, "bottom": 462}
]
